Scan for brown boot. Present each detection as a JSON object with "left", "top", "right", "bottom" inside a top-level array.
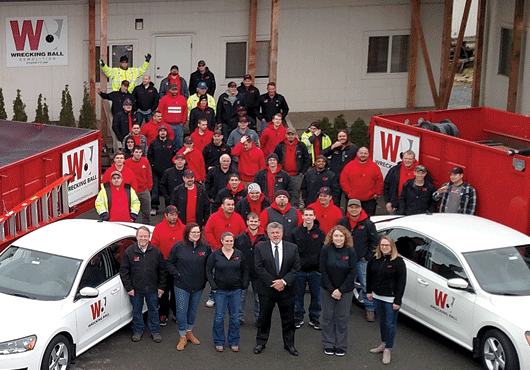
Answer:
[
  {"left": 186, "top": 330, "right": 200, "bottom": 345},
  {"left": 366, "top": 311, "right": 376, "bottom": 322},
  {"left": 176, "top": 336, "right": 187, "bottom": 351}
]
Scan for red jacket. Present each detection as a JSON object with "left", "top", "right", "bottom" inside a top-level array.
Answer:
[
  {"left": 124, "top": 157, "right": 153, "bottom": 193},
  {"left": 158, "top": 92, "right": 188, "bottom": 125},
  {"left": 260, "top": 122, "right": 287, "bottom": 157},
  {"left": 204, "top": 210, "right": 246, "bottom": 250},
  {"left": 102, "top": 164, "right": 138, "bottom": 191},
  {"left": 231, "top": 142, "right": 265, "bottom": 181},
  {"left": 140, "top": 119, "right": 174, "bottom": 146},
  {"left": 190, "top": 128, "right": 214, "bottom": 154},
  {"left": 308, "top": 200, "right": 343, "bottom": 235},
  {"left": 177, "top": 147, "right": 206, "bottom": 181},
  {"left": 151, "top": 217, "right": 185, "bottom": 258},
  {"left": 340, "top": 157, "right": 383, "bottom": 201}
]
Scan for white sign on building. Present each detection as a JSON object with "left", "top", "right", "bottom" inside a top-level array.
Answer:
[
  {"left": 62, "top": 140, "right": 99, "bottom": 207},
  {"left": 6, "top": 16, "right": 68, "bottom": 67},
  {"left": 372, "top": 126, "right": 421, "bottom": 178}
]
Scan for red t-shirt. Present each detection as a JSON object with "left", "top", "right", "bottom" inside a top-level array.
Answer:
[
  {"left": 186, "top": 186, "right": 197, "bottom": 223},
  {"left": 283, "top": 142, "right": 298, "bottom": 175},
  {"left": 109, "top": 186, "right": 131, "bottom": 222}
]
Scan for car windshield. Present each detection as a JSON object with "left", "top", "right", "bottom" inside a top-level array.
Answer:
[
  {"left": 464, "top": 245, "right": 530, "bottom": 296},
  {"left": 0, "top": 246, "right": 82, "bottom": 301}
]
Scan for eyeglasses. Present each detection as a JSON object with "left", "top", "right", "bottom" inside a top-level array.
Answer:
[{"left": 190, "top": 231, "right": 201, "bottom": 234}]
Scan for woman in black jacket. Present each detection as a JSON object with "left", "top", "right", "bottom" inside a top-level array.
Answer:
[
  {"left": 206, "top": 232, "right": 249, "bottom": 352},
  {"left": 166, "top": 222, "right": 211, "bottom": 351},
  {"left": 319, "top": 225, "right": 357, "bottom": 357},
  {"left": 366, "top": 236, "right": 406, "bottom": 365}
]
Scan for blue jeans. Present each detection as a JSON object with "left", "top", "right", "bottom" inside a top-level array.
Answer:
[
  {"left": 374, "top": 298, "right": 400, "bottom": 350},
  {"left": 129, "top": 292, "right": 159, "bottom": 335},
  {"left": 295, "top": 270, "right": 321, "bottom": 322},
  {"left": 175, "top": 287, "right": 203, "bottom": 336},
  {"left": 213, "top": 289, "right": 242, "bottom": 346},
  {"left": 136, "top": 111, "right": 152, "bottom": 126},
  {"left": 240, "top": 281, "right": 260, "bottom": 321},
  {"left": 151, "top": 172, "right": 161, "bottom": 210},
  {"left": 357, "top": 260, "right": 375, "bottom": 311},
  {"left": 168, "top": 123, "right": 183, "bottom": 151}
]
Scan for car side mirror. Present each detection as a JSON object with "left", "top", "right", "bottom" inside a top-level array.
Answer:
[
  {"left": 447, "top": 278, "right": 469, "bottom": 290},
  {"left": 79, "top": 287, "right": 99, "bottom": 298}
]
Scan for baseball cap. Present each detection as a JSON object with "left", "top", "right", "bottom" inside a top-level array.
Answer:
[
  {"left": 286, "top": 127, "right": 296, "bottom": 134},
  {"left": 449, "top": 166, "right": 464, "bottom": 174},
  {"left": 184, "top": 169, "right": 195, "bottom": 177},
  {"left": 228, "top": 81, "right": 237, "bottom": 88},
  {"left": 243, "top": 74, "right": 252, "bottom": 80},
  {"left": 172, "top": 154, "right": 185, "bottom": 163},
  {"left": 123, "top": 98, "right": 133, "bottom": 106},
  {"left": 198, "top": 60, "right": 206, "bottom": 66},
  {"left": 157, "top": 125, "right": 168, "bottom": 131},
  {"left": 184, "top": 136, "right": 193, "bottom": 144},
  {"left": 318, "top": 187, "right": 332, "bottom": 195},
  {"left": 415, "top": 165, "right": 427, "bottom": 172},
  {"left": 197, "top": 81, "right": 208, "bottom": 89},
  {"left": 165, "top": 205, "right": 179, "bottom": 214},
  {"left": 347, "top": 199, "right": 362, "bottom": 207},
  {"left": 110, "top": 170, "right": 122, "bottom": 178}
]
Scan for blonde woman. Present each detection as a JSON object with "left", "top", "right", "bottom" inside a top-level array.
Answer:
[{"left": 366, "top": 236, "right": 406, "bottom": 365}]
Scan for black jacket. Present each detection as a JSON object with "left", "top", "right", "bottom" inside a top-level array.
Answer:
[
  {"left": 338, "top": 214, "right": 378, "bottom": 260},
  {"left": 119, "top": 243, "right": 167, "bottom": 294},
  {"left": 397, "top": 179, "right": 436, "bottom": 215},
  {"left": 235, "top": 195, "right": 271, "bottom": 221},
  {"left": 254, "top": 240, "right": 300, "bottom": 296},
  {"left": 238, "top": 83, "right": 261, "bottom": 119},
  {"left": 203, "top": 143, "right": 232, "bottom": 171},
  {"left": 367, "top": 255, "right": 407, "bottom": 305},
  {"left": 214, "top": 186, "right": 247, "bottom": 211},
  {"left": 321, "top": 144, "right": 358, "bottom": 175},
  {"left": 290, "top": 222, "right": 325, "bottom": 272},
  {"left": 169, "top": 183, "right": 210, "bottom": 227},
  {"left": 166, "top": 240, "right": 211, "bottom": 293},
  {"left": 99, "top": 90, "right": 135, "bottom": 116},
  {"left": 301, "top": 168, "right": 340, "bottom": 206},
  {"left": 257, "top": 93, "right": 289, "bottom": 122},
  {"left": 383, "top": 161, "right": 434, "bottom": 208},
  {"left": 160, "top": 166, "right": 187, "bottom": 205},
  {"left": 216, "top": 92, "right": 246, "bottom": 124},
  {"left": 132, "top": 82, "right": 159, "bottom": 112},
  {"left": 253, "top": 167, "right": 293, "bottom": 200},
  {"left": 274, "top": 140, "right": 311, "bottom": 176},
  {"left": 319, "top": 244, "right": 357, "bottom": 293},
  {"left": 112, "top": 111, "right": 137, "bottom": 142},
  {"left": 229, "top": 114, "right": 257, "bottom": 132},
  {"left": 147, "top": 138, "right": 177, "bottom": 176},
  {"left": 204, "top": 164, "right": 239, "bottom": 199},
  {"left": 189, "top": 67, "right": 216, "bottom": 96},
  {"left": 189, "top": 106, "right": 217, "bottom": 133},
  {"left": 234, "top": 230, "right": 268, "bottom": 280},
  {"left": 206, "top": 248, "right": 249, "bottom": 290}
]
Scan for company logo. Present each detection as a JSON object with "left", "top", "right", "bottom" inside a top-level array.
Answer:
[
  {"left": 90, "top": 299, "right": 105, "bottom": 320},
  {"left": 372, "top": 126, "right": 420, "bottom": 178},
  {"left": 430, "top": 289, "right": 457, "bottom": 321},
  {"left": 434, "top": 289, "right": 448, "bottom": 309},
  {"left": 62, "top": 140, "right": 99, "bottom": 207}
]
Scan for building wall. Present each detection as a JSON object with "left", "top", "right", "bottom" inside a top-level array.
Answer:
[{"left": 0, "top": 0, "right": 444, "bottom": 121}]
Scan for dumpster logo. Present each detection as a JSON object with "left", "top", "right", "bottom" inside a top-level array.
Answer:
[
  {"left": 62, "top": 140, "right": 99, "bottom": 207},
  {"left": 6, "top": 16, "right": 68, "bottom": 67},
  {"left": 372, "top": 126, "right": 420, "bottom": 178}
]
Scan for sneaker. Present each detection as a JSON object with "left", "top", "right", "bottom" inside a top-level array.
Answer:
[
  {"left": 150, "top": 209, "right": 157, "bottom": 216},
  {"left": 152, "top": 333, "right": 162, "bottom": 343},
  {"left": 131, "top": 334, "right": 142, "bottom": 342},
  {"left": 159, "top": 315, "right": 168, "bottom": 326},
  {"left": 205, "top": 298, "right": 215, "bottom": 308},
  {"left": 324, "top": 348, "right": 335, "bottom": 355},
  {"left": 309, "top": 319, "right": 321, "bottom": 330},
  {"left": 295, "top": 320, "right": 304, "bottom": 329},
  {"left": 335, "top": 348, "right": 346, "bottom": 356}
]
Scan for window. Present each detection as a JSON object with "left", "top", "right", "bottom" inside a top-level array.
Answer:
[
  {"left": 385, "top": 228, "right": 430, "bottom": 266},
  {"left": 498, "top": 27, "right": 513, "bottom": 76},
  {"left": 426, "top": 241, "right": 467, "bottom": 281},
  {"left": 225, "top": 40, "right": 270, "bottom": 79},
  {"left": 78, "top": 249, "right": 116, "bottom": 290},
  {"left": 95, "top": 44, "right": 134, "bottom": 83},
  {"left": 367, "top": 34, "right": 410, "bottom": 74}
]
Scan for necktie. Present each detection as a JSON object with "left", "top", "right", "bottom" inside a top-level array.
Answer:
[{"left": 274, "top": 245, "right": 280, "bottom": 274}]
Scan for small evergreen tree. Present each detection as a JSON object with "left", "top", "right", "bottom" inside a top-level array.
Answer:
[
  {"left": 42, "top": 97, "right": 50, "bottom": 125},
  {"left": 317, "top": 117, "right": 332, "bottom": 137},
  {"left": 35, "top": 94, "right": 47, "bottom": 123},
  {"left": 349, "top": 117, "right": 370, "bottom": 148},
  {"left": 78, "top": 82, "right": 97, "bottom": 129},
  {"left": 58, "top": 84, "right": 75, "bottom": 127},
  {"left": 12, "top": 89, "right": 28, "bottom": 122},
  {"left": 0, "top": 88, "right": 7, "bottom": 119}
]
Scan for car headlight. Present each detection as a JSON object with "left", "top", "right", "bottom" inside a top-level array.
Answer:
[{"left": 0, "top": 335, "right": 37, "bottom": 355}]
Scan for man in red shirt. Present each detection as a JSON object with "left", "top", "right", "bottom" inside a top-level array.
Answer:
[
  {"left": 340, "top": 147, "right": 383, "bottom": 216},
  {"left": 190, "top": 118, "right": 214, "bottom": 154},
  {"left": 95, "top": 171, "right": 140, "bottom": 222},
  {"left": 177, "top": 136, "right": 206, "bottom": 182},
  {"left": 308, "top": 187, "right": 343, "bottom": 235},
  {"left": 169, "top": 169, "right": 210, "bottom": 227},
  {"left": 151, "top": 205, "right": 185, "bottom": 326},
  {"left": 205, "top": 197, "right": 246, "bottom": 250},
  {"left": 140, "top": 110, "right": 174, "bottom": 147},
  {"left": 231, "top": 135, "right": 266, "bottom": 187},
  {"left": 102, "top": 151, "right": 138, "bottom": 191},
  {"left": 260, "top": 113, "right": 287, "bottom": 158},
  {"left": 158, "top": 83, "right": 188, "bottom": 150},
  {"left": 125, "top": 146, "right": 153, "bottom": 224}
]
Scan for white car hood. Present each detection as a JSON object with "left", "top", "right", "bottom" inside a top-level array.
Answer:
[
  {"left": 0, "top": 292, "right": 66, "bottom": 342},
  {"left": 488, "top": 294, "right": 530, "bottom": 329}
]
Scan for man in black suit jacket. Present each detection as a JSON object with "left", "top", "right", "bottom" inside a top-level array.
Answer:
[{"left": 254, "top": 222, "right": 301, "bottom": 356}]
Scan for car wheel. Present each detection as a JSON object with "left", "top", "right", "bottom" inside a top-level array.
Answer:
[
  {"left": 480, "top": 329, "right": 519, "bottom": 370},
  {"left": 40, "top": 334, "right": 71, "bottom": 370},
  {"left": 352, "top": 275, "right": 365, "bottom": 308}
]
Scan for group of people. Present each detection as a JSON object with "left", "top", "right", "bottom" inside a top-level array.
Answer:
[{"left": 96, "top": 54, "right": 478, "bottom": 364}]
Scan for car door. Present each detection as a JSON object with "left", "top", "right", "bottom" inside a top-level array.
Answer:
[
  {"left": 74, "top": 248, "right": 123, "bottom": 352},
  {"left": 414, "top": 240, "right": 477, "bottom": 345}
]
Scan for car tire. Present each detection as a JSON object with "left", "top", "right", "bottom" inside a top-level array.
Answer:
[
  {"left": 480, "top": 329, "right": 519, "bottom": 370},
  {"left": 40, "top": 334, "right": 72, "bottom": 370},
  {"left": 352, "top": 275, "right": 365, "bottom": 308}
]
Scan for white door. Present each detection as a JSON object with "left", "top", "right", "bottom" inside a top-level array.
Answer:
[{"left": 155, "top": 35, "right": 192, "bottom": 91}]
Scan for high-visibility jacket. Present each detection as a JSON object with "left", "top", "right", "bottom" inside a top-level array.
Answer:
[
  {"left": 301, "top": 131, "right": 332, "bottom": 164},
  {"left": 187, "top": 93, "right": 216, "bottom": 118},
  {"left": 101, "top": 60, "right": 150, "bottom": 93},
  {"left": 95, "top": 183, "right": 140, "bottom": 219}
]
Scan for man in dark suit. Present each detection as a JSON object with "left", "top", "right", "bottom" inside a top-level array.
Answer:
[{"left": 253, "top": 222, "right": 301, "bottom": 356}]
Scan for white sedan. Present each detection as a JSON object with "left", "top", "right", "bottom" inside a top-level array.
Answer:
[
  {"left": 367, "top": 213, "right": 530, "bottom": 370},
  {"left": 0, "top": 220, "right": 149, "bottom": 370}
]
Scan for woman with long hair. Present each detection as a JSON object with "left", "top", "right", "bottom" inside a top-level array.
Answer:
[
  {"left": 166, "top": 223, "right": 211, "bottom": 351},
  {"left": 206, "top": 232, "right": 249, "bottom": 352},
  {"left": 319, "top": 225, "right": 357, "bottom": 356},
  {"left": 366, "top": 235, "right": 406, "bottom": 365}
]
